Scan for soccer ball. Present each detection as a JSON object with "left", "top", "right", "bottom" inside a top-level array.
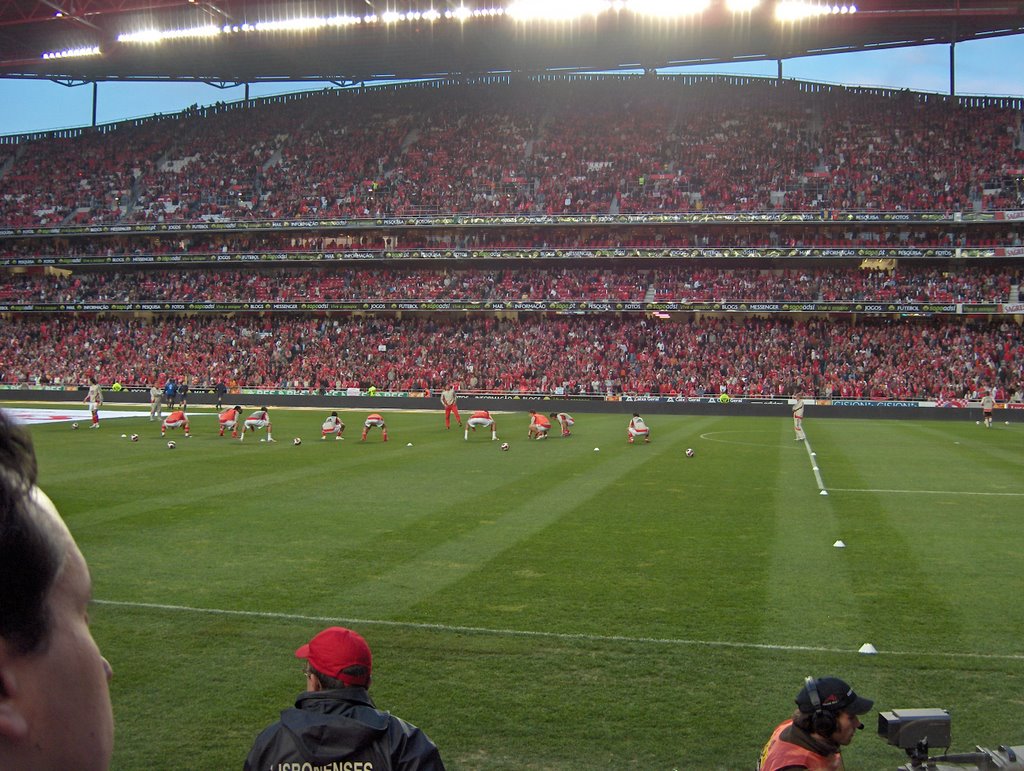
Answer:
[
  {"left": 293, "top": 437, "right": 302, "bottom": 446},
  {"left": 71, "top": 422, "right": 79, "bottom": 430},
  {"left": 166, "top": 440, "right": 176, "bottom": 449},
  {"left": 500, "top": 442, "right": 510, "bottom": 451},
  {"left": 685, "top": 448, "right": 695, "bottom": 457},
  {"left": 130, "top": 434, "right": 139, "bottom": 442}
]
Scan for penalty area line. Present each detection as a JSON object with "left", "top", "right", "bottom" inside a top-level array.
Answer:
[{"left": 91, "top": 599, "right": 1024, "bottom": 662}]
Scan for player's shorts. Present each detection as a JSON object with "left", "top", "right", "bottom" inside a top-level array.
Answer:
[
  {"left": 322, "top": 422, "right": 343, "bottom": 435},
  {"left": 560, "top": 417, "right": 575, "bottom": 426},
  {"left": 219, "top": 419, "right": 237, "bottom": 429},
  {"left": 163, "top": 420, "right": 188, "bottom": 429},
  {"left": 364, "top": 419, "right": 385, "bottom": 428},
  {"left": 245, "top": 419, "right": 270, "bottom": 430},
  {"left": 628, "top": 427, "right": 649, "bottom": 437},
  {"left": 467, "top": 418, "right": 494, "bottom": 429},
  {"left": 533, "top": 424, "right": 550, "bottom": 434}
]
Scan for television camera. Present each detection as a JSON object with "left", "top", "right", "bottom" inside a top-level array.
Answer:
[{"left": 879, "top": 708, "right": 1024, "bottom": 770}]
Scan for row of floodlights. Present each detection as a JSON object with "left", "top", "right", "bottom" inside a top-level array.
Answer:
[{"left": 42, "top": 1, "right": 857, "bottom": 58}]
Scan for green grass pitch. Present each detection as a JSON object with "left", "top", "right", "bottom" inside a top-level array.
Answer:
[{"left": 15, "top": 404, "right": 1024, "bottom": 770}]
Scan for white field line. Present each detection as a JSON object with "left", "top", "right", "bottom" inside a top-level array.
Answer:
[
  {"left": 802, "top": 434, "right": 827, "bottom": 494},
  {"left": 829, "top": 487, "right": 1024, "bottom": 497},
  {"left": 92, "top": 599, "right": 1024, "bottom": 662}
]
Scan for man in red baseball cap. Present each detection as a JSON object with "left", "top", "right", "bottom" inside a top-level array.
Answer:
[
  {"left": 244, "top": 626, "right": 445, "bottom": 770},
  {"left": 758, "top": 675, "right": 874, "bottom": 770}
]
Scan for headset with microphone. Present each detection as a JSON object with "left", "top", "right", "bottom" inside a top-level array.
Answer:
[{"left": 804, "top": 676, "right": 839, "bottom": 737}]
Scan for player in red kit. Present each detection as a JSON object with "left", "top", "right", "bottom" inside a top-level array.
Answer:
[
  {"left": 528, "top": 411, "right": 551, "bottom": 440},
  {"left": 440, "top": 385, "right": 461, "bottom": 430},
  {"left": 361, "top": 413, "right": 388, "bottom": 442},
  {"left": 465, "top": 410, "right": 498, "bottom": 441},
  {"left": 161, "top": 410, "right": 191, "bottom": 437},
  {"left": 241, "top": 407, "right": 274, "bottom": 442},
  {"left": 84, "top": 377, "right": 103, "bottom": 429},
  {"left": 627, "top": 413, "right": 650, "bottom": 444},
  {"left": 550, "top": 412, "right": 575, "bottom": 437},
  {"left": 219, "top": 405, "right": 242, "bottom": 438},
  {"left": 321, "top": 411, "right": 346, "bottom": 440}
]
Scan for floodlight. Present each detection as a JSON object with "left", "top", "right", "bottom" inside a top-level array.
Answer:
[
  {"left": 726, "top": 0, "right": 760, "bottom": 12},
  {"left": 447, "top": 5, "right": 473, "bottom": 21},
  {"left": 775, "top": 1, "right": 831, "bottom": 22},
  {"left": 626, "top": 0, "right": 711, "bottom": 18},
  {"left": 326, "top": 14, "right": 362, "bottom": 27},
  {"left": 506, "top": 0, "right": 609, "bottom": 22},
  {"left": 42, "top": 46, "right": 101, "bottom": 59},
  {"left": 118, "top": 25, "right": 219, "bottom": 43}
]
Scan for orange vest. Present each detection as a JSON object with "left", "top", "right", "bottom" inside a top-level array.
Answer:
[
  {"left": 167, "top": 411, "right": 186, "bottom": 423},
  {"left": 532, "top": 414, "right": 551, "bottom": 428},
  {"left": 367, "top": 413, "right": 383, "bottom": 422},
  {"left": 219, "top": 408, "right": 238, "bottom": 422},
  {"left": 471, "top": 411, "right": 491, "bottom": 420},
  {"left": 758, "top": 721, "right": 843, "bottom": 771}
]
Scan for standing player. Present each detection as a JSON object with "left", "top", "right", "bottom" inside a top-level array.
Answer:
[
  {"left": 161, "top": 410, "right": 191, "bottom": 437},
  {"left": 465, "top": 410, "right": 498, "bottom": 441},
  {"left": 440, "top": 384, "right": 462, "bottom": 430},
  {"left": 550, "top": 412, "right": 575, "bottom": 437},
  {"left": 792, "top": 392, "right": 807, "bottom": 441},
  {"left": 980, "top": 390, "right": 996, "bottom": 428},
  {"left": 163, "top": 378, "right": 177, "bottom": 410},
  {"left": 527, "top": 411, "right": 551, "bottom": 440},
  {"left": 149, "top": 380, "right": 164, "bottom": 422},
  {"left": 627, "top": 413, "right": 650, "bottom": 444},
  {"left": 83, "top": 377, "right": 102, "bottom": 429},
  {"left": 175, "top": 377, "right": 190, "bottom": 411},
  {"left": 361, "top": 413, "right": 388, "bottom": 442},
  {"left": 219, "top": 405, "right": 242, "bottom": 438},
  {"left": 321, "top": 411, "right": 346, "bottom": 440},
  {"left": 241, "top": 407, "right": 275, "bottom": 442}
]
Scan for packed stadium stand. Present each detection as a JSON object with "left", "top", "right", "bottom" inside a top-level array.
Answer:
[{"left": 1, "top": 76, "right": 1022, "bottom": 401}]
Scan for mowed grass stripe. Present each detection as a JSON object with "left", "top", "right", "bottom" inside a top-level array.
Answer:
[{"left": 322, "top": 420, "right": 702, "bottom": 620}]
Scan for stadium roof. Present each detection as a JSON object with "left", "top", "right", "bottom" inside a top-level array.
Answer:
[{"left": 0, "top": 0, "right": 1022, "bottom": 85}]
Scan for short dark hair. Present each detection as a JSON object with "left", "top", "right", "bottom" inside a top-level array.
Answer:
[
  {"left": 0, "top": 410, "right": 63, "bottom": 655},
  {"left": 308, "top": 664, "right": 370, "bottom": 690}
]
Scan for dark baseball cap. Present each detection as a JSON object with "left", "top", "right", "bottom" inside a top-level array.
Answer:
[
  {"left": 796, "top": 677, "right": 873, "bottom": 715},
  {"left": 295, "top": 627, "right": 372, "bottom": 686}
]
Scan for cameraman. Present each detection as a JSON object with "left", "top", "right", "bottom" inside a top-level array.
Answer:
[{"left": 758, "top": 676, "right": 874, "bottom": 770}]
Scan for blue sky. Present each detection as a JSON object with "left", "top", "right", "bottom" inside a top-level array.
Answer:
[{"left": 0, "top": 34, "right": 1021, "bottom": 136}]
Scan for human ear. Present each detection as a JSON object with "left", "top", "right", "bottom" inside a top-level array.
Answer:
[{"left": 0, "top": 649, "right": 29, "bottom": 740}]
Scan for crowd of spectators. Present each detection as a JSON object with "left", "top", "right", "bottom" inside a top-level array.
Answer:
[
  {"left": 1, "top": 222, "right": 1023, "bottom": 262},
  {"left": 0, "top": 264, "right": 1017, "bottom": 304},
  {"left": 2, "top": 78, "right": 1022, "bottom": 227},
  {"left": 0, "top": 314, "right": 1019, "bottom": 402}
]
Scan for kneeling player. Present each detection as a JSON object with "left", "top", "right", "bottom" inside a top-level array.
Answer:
[
  {"left": 627, "top": 413, "right": 650, "bottom": 444},
  {"left": 162, "top": 410, "right": 190, "bottom": 437},
  {"left": 321, "top": 411, "right": 345, "bottom": 440},
  {"left": 550, "top": 412, "right": 575, "bottom": 437},
  {"left": 465, "top": 410, "right": 498, "bottom": 441},
  {"left": 528, "top": 411, "right": 551, "bottom": 440},
  {"left": 361, "top": 413, "right": 388, "bottom": 442},
  {"left": 219, "top": 405, "right": 242, "bottom": 438},
  {"left": 241, "top": 407, "right": 274, "bottom": 442}
]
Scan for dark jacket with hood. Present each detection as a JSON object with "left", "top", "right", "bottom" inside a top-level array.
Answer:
[{"left": 244, "top": 687, "right": 445, "bottom": 771}]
